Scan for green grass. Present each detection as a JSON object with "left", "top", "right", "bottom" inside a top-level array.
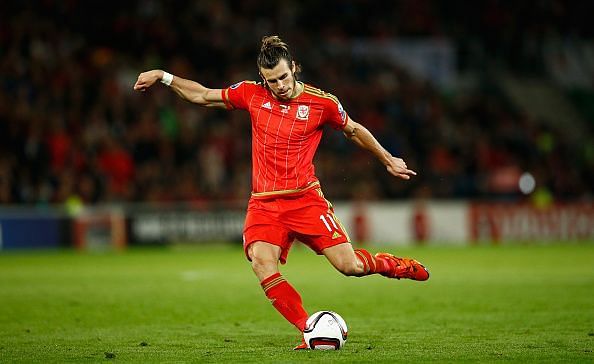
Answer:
[{"left": 0, "top": 243, "right": 593, "bottom": 363}]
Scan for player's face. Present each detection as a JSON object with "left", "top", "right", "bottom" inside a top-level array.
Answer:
[{"left": 260, "top": 59, "right": 296, "bottom": 101}]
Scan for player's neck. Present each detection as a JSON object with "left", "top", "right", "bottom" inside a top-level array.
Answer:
[{"left": 290, "top": 81, "right": 304, "bottom": 99}]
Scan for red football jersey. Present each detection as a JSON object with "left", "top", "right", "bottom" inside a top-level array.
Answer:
[{"left": 221, "top": 81, "right": 348, "bottom": 198}]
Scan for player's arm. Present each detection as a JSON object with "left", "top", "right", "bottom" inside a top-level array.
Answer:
[
  {"left": 133, "top": 70, "right": 226, "bottom": 108},
  {"left": 343, "top": 117, "right": 417, "bottom": 180}
]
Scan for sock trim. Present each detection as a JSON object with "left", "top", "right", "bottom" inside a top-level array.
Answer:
[
  {"left": 354, "top": 249, "right": 377, "bottom": 274},
  {"left": 261, "top": 273, "right": 286, "bottom": 293},
  {"left": 354, "top": 250, "right": 370, "bottom": 274}
]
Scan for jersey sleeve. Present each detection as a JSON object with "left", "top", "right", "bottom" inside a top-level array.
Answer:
[
  {"left": 221, "top": 81, "right": 256, "bottom": 110},
  {"left": 323, "top": 96, "right": 348, "bottom": 130}
]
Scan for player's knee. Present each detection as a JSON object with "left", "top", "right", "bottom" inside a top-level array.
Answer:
[
  {"left": 250, "top": 255, "right": 277, "bottom": 277},
  {"left": 248, "top": 242, "right": 281, "bottom": 278}
]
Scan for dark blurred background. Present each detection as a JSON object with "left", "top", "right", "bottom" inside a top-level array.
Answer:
[{"left": 1, "top": 0, "right": 593, "bottom": 206}]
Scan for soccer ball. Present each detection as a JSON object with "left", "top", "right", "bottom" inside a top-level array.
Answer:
[{"left": 303, "top": 311, "right": 348, "bottom": 350}]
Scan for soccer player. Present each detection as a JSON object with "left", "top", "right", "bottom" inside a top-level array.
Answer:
[{"left": 134, "top": 35, "right": 429, "bottom": 349}]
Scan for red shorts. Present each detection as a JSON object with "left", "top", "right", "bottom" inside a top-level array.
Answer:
[{"left": 243, "top": 187, "right": 350, "bottom": 264}]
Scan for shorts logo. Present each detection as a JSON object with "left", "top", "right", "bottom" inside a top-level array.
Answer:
[
  {"left": 230, "top": 81, "right": 243, "bottom": 89},
  {"left": 297, "top": 105, "right": 310, "bottom": 120}
]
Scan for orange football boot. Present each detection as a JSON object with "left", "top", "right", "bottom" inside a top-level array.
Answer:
[
  {"left": 375, "top": 253, "right": 430, "bottom": 281},
  {"left": 293, "top": 336, "right": 308, "bottom": 350}
]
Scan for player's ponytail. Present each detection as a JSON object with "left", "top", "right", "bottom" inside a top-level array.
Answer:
[{"left": 257, "top": 35, "right": 301, "bottom": 75}]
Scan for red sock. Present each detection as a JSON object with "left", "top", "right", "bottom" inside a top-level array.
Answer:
[
  {"left": 260, "top": 273, "right": 308, "bottom": 331},
  {"left": 354, "top": 248, "right": 389, "bottom": 275}
]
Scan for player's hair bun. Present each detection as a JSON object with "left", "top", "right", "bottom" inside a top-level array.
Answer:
[
  {"left": 260, "top": 35, "right": 288, "bottom": 52},
  {"left": 257, "top": 35, "right": 300, "bottom": 75}
]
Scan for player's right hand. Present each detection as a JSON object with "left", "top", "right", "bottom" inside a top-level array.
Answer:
[{"left": 133, "top": 70, "right": 162, "bottom": 91}]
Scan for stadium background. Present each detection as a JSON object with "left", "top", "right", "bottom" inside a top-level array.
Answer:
[{"left": 1, "top": 0, "right": 593, "bottom": 248}]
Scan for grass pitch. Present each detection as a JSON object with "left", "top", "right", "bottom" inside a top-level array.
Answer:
[{"left": 0, "top": 243, "right": 593, "bottom": 363}]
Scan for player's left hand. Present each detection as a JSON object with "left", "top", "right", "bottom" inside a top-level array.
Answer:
[{"left": 386, "top": 157, "right": 417, "bottom": 180}]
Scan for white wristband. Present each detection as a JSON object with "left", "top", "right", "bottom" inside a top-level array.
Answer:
[{"left": 160, "top": 71, "right": 173, "bottom": 86}]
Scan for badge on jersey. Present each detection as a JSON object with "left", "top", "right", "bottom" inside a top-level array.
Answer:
[{"left": 297, "top": 105, "right": 310, "bottom": 120}]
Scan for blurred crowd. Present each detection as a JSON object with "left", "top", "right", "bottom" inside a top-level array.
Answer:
[{"left": 0, "top": 0, "right": 593, "bottom": 205}]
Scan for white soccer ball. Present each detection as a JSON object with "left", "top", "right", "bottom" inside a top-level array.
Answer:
[{"left": 303, "top": 311, "right": 348, "bottom": 350}]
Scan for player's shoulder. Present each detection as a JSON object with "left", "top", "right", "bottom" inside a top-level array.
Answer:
[
  {"left": 301, "top": 83, "right": 341, "bottom": 106},
  {"left": 229, "top": 80, "right": 263, "bottom": 89}
]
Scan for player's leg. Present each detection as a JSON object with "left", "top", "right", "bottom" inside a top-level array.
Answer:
[
  {"left": 247, "top": 241, "right": 309, "bottom": 332},
  {"left": 290, "top": 188, "right": 430, "bottom": 281},
  {"left": 322, "top": 242, "right": 383, "bottom": 276},
  {"left": 322, "top": 242, "right": 394, "bottom": 277},
  {"left": 323, "top": 243, "right": 430, "bottom": 281}
]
